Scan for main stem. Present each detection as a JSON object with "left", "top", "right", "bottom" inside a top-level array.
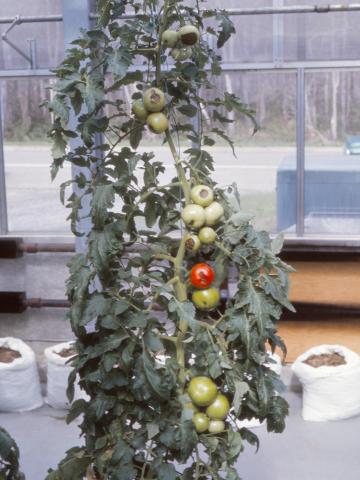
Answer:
[{"left": 155, "top": 0, "right": 192, "bottom": 389}]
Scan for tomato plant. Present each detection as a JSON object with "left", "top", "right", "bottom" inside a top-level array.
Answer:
[
  {"left": 143, "top": 87, "right": 166, "bottom": 112},
  {"left": 190, "top": 263, "right": 215, "bottom": 289},
  {"left": 206, "top": 394, "right": 230, "bottom": 420},
  {"left": 45, "top": 0, "right": 293, "bottom": 478},
  {"left": 0, "top": 427, "right": 24, "bottom": 480},
  {"left": 191, "top": 185, "right": 214, "bottom": 207},
  {"left": 178, "top": 25, "right": 200, "bottom": 45},
  {"left": 192, "top": 287, "right": 220, "bottom": 310},
  {"left": 192, "top": 413, "right": 210, "bottom": 433},
  {"left": 198, "top": 226, "right": 217, "bottom": 244},
  {"left": 171, "top": 46, "right": 192, "bottom": 61},
  {"left": 181, "top": 204, "right": 206, "bottom": 228},
  {"left": 208, "top": 420, "right": 226, "bottom": 434},
  {"left": 185, "top": 233, "right": 201, "bottom": 252},
  {"left": 161, "top": 29, "right": 178, "bottom": 48},
  {"left": 204, "top": 201, "right": 225, "bottom": 226},
  {"left": 146, "top": 112, "right": 169, "bottom": 133},
  {"left": 131, "top": 99, "right": 148, "bottom": 122},
  {"left": 188, "top": 376, "right": 218, "bottom": 407}
]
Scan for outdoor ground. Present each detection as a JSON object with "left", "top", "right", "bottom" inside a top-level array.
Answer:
[{"left": 1, "top": 368, "right": 360, "bottom": 480}]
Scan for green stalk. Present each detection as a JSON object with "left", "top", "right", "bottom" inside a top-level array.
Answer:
[
  {"left": 165, "top": 130, "right": 192, "bottom": 205},
  {"left": 173, "top": 234, "right": 189, "bottom": 387},
  {"left": 154, "top": 0, "right": 192, "bottom": 389}
]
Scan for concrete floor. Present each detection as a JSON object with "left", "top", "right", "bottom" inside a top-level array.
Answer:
[{"left": 1, "top": 375, "right": 360, "bottom": 480}]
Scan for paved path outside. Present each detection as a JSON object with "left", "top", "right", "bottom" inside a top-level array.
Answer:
[{"left": 2, "top": 145, "right": 345, "bottom": 234}]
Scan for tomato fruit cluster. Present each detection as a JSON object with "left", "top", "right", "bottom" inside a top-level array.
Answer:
[
  {"left": 182, "top": 185, "right": 223, "bottom": 247},
  {"left": 187, "top": 376, "right": 230, "bottom": 434},
  {"left": 190, "top": 262, "right": 219, "bottom": 310},
  {"left": 161, "top": 24, "right": 200, "bottom": 62},
  {"left": 132, "top": 87, "right": 168, "bottom": 134},
  {"left": 182, "top": 184, "right": 225, "bottom": 310}
]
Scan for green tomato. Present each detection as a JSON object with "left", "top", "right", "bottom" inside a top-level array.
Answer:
[
  {"left": 162, "top": 29, "right": 178, "bottom": 48},
  {"left": 178, "top": 25, "right": 200, "bottom": 46},
  {"left": 171, "top": 46, "right": 192, "bottom": 61},
  {"left": 188, "top": 376, "right": 218, "bottom": 407},
  {"left": 181, "top": 204, "right": 205, "bottom": 229},
  {"left": 131, "top": 99, "right": 148, "bottom": 122},
  {"left": 192, "top": 287, "right": 220, "bottom": 311},
  {"left": 208, "top": 420, "right": 225, "bottom": 434},
  {"left": 192, "top": 413, "right": 210, "bottom": 433},
  {"left": 143, "top": 87, "right": 166, "bottom": 113},
  {"left": 146, "top": 112, "right": 168, "bottom": 134},
  {"left": 198, "top": 227, "right": 217, "bottom": 245},
  {"left": 204, "top": 201, "right": 224, "bottom": 226},
  {"left": 206, "top": 394, "right": 230, "bottom": 420},
  {"left": 185, "top": 233, "right": 201, "bottom": 252},
  {"left": 190, "top": 185, "right": 214, "bottom": 207}
]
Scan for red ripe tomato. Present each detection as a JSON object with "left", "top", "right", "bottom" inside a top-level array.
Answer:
[{"left": 189, "top": 263, "right": 215, "bottom": 289}]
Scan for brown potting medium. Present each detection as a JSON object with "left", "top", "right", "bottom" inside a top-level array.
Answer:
[
  {"left": 303, "top": 352, "right": 346, "bottom": 368},
  {"left": 0, "top": 346, "right": 21, "bottom": 364},
  {"left": 57, "top": 347, "right": 76, "bottom": 358}
]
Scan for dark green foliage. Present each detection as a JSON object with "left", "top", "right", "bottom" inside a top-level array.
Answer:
[
  {"left": 44, "top": 0, "right": 292, "bottom": 478},
  {"left": 0, "top": 427, "right": 25, "bottom": 479}
]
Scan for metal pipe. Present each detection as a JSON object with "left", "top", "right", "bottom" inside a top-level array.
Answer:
[
  {"left": 0, "top": 69, "right": 54, "bottom": 78},
  {"left": 90, "top": 4, "right": 360, "bottom": 18},
  {"left": 28, "top": 38, "right": 38, "bottom": 70},
  {"left": 19, "top": 242, "right": 75, "bottom": 254},
  {"left": 89, "top": 12, "right": 139, "bottom": 20},
  {"left": 27, "top": 298, "right": 70, "bottom": 308},
  {"left": 0, "top": 15, "right": 62, "bottom": 25},
  {"left": 3, "top": 59, "right": 360, "bottom": 80},
  {"left": 226, "top": 4, "right": 360, "bottom": 15},
  {"left": 2, "top": 37, "right": 32, "bottom": 64},
  {"left": 0, "top": 84, "right": 8, "bottom": 235},
  {"left": 272, "top": 0, "right": 285, "bottom": 66},
  {"left": 296, "top": 68, "right": 305, "bottom": 236},
  {"left": 0, "top": 3, "right": 359, "bottom": 26}
]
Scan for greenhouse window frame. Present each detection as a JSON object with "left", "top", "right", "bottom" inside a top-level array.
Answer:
[{"left": 1, "top": 1, "right": 360, "bottom": 249}]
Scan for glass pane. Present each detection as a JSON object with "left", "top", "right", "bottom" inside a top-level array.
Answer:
[
  {"left": 208, "top": 71, "right": 297, "bottom": 233},
  {"left": 304, "top": 71, "right": 360, "bottom": 236},
  {"left": 0, "top": 0, "right": 63, "bottom": 70},
  {"left": 284, "top": 0, "right": 360, "bottom": 61},
  {"left": 2, "top": 78, "right": 70, "bottom": 234},
  {"left": 215, "top": 0, "right": 274, "bottom": 64}
]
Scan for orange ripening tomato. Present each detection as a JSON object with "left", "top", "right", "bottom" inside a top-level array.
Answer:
[{"left": 189, "top": 263, "right": 215, "bottom": 289}]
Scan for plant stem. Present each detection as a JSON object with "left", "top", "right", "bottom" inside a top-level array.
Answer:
[
  {"left": 154, "top": 0, "right": 192, "bottom": 391},
  {"left": 165, "top": 130, "right": 192, "bottom": 205},
  {"left": 173, "top": 234, "right": 189, "bottom": 387},
  {"left": 155, "top": 0, "right": 169, "bottom": 87},
  {"left": 214, "top": 240, "right": 233, "bottom": 257}
]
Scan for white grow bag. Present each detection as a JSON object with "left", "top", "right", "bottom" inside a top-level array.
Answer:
[
  {"left": 292, "top": 344, "right": 360, "bottom": 422},
  {"left": 45, "top": 341, "right": 87, "bottom": 409},
  {"left": 0, "top": 337, "right": 43, "bottom": 412},
  {"left": 237, "top": 352, "right": 283, "bottom": 429}
]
